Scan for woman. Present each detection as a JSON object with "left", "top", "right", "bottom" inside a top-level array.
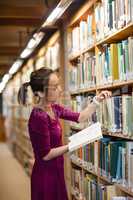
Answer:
[{"left": 18, "top": 67, "right": 111, "bottom": 200}]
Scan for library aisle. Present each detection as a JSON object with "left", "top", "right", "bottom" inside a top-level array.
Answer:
[{"left": 0, "top": 142, "right": 30, "bottom": 200}]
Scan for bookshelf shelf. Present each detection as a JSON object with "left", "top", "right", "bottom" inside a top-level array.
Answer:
[
  {"left": 71, "top": 157, "right": 83, "bottom": 169},
  {"left": 69, "top": 0, "right": 97, "bottom": 27},
  {"left": 70, "top": 87, "right": 96, "bottom": 95},
  {"left": 116, "top": 184, "right": 133, "bottom": 197},
  {"left": 97, "top": 80, "right": 133, "bottom": 90},
  {"left": 71, "top": 157, "right": 113, "bottom": 184},
  {"left": 69, "top": 45, "right": 95, "bottom": 62},
  {"left": 98, "top": 174, "right": 113, "bottom": 184},
  {"left": 70, "top": 80, "right": 133, "bottom": 96},
  {"left": 96, "top": 22, "right": 133, "bottom": 46},
  {"left": 71, "top": 158, "right": 98, "bottom": 177},
  {"left": 103, "top": 132, "right": 133, "bottom": 141}
]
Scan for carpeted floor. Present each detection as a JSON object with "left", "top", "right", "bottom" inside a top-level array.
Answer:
[{"left": 0, "top": 142, "right": 31, "bottom": 200}]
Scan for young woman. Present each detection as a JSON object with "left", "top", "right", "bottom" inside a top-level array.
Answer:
[{"left": 18, "top": 67, "right": 111, "bottom": 200}]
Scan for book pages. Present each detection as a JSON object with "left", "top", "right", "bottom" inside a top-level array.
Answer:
[{"left": 69, "top": 122, "right": 103, "bottom": 152}]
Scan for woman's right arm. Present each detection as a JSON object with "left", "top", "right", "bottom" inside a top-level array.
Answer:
[{"left": 43, "top": 145, "right": 69, "bottom": 161}]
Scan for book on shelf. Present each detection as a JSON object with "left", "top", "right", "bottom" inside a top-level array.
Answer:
[
  {"left": 45, "top": 42, "right": 60, "bottom": 70},
  {"left": 68, "top": 122, "right": 103, "bottom": 152},
  {"left": 96, "top": 37, "right": 133, "bottom": 86},
  {"left": 84, "top": 173, "right": 97, "bottom": 200},
  {"left": 69, "top": 53, "right": 96, "bottom": 91},
  {"left": 71, "top": 137, "right": 133, "bottom": 191},
  {"left": 84, "top": 173, "right": 127, "bottom": 200},
  {"left": 95, "top": 0, "right": 133, "bottom": 41},
  {"left": 71, "top": 167, "right": 83, "bottom": 198},
  {"left": 68, "top": 13, "right": 95, "bottom": 55},
  {"left": 99, "top": 139, "right": 133, "bottom": 187},
  {"left": 70, "top": 93, "right": 133, "bottom": 138},
  {"left": 97, "top": 95, "right": 133, "bottom": 136}
]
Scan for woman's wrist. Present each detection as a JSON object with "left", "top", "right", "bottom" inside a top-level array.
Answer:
[
  {"left": 65, "top": 144, "right": 69, "bottom": 152},
  {"left": 93, "top": 96, "right": 100, "bottom": 106}
]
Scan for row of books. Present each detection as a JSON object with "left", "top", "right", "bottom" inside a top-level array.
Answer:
[
  {"left": 71, "top": 167, "right": 83, "bottom": 198},
  {"left": 36, "top": 42, "right": 60, "bottom": 70},
  {"left": 70, "top": 93, "right": 133, "bottom": 137},
  {"left": 95, "top": 0, "right": 133, "bottom": 41},
  {"left": 68, "top": 13, "right": 95, "bottom": 53},
  {"left": 69, "top": 37, "right": 133, "bottom": 91},
  {"left": 71, "top": 139, "right": 133, "bottom": 190},
  {"left": 99, "top": 139, "right": 133, "bottom": 188},
  {"left": 84, "top": 173, "right": 133, "bottom": 200},
  {"left": 68, "top": 53, "right": 96, "bottom": 91},
  {"left": 98, "top": 95, "right": 133, "bottom": 136},
  {"left": 96, "top": 37, "right": 133, "bottom": 85},
  {"left": 68, "top": 0, "right": 133, "bottom": 54},
  {"left": 71, "top": 167, "right": 132, "bottom": 200}
]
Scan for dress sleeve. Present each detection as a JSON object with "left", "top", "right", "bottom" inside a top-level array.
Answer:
[
  {"left": 30, "top": 112, "right": 51, "bottom": 159},
  {"left": 53, "top": 104, "right": 80, "bottom": 123}
]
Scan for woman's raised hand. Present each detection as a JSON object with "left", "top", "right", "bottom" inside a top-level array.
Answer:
[{"left": 95, "top": 90, "right": 112, "bottom": 103}]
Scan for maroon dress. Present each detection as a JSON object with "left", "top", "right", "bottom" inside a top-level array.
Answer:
[{"left": 28, "top": 103, "right": 80, "bottom": 200}]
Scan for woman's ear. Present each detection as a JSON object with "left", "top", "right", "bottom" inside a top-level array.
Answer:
[{"left": 37, "top": 91, "right": 45, "bottom": 98}]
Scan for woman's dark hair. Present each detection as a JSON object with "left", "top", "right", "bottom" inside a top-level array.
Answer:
[{"left": 18, "top": 67, "right": 53, "bottom": 105}]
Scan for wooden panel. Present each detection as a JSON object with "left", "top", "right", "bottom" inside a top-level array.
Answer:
[
  {"left": 0, "top": 46, "right": 21, "bottom": 56},
  {"left": 0, "top": 5, "right": 46, "bottom": 18}
]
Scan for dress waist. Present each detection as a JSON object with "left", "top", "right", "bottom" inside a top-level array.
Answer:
[{"left": 34, "top": 155, "right": 64, "bottom": 169}]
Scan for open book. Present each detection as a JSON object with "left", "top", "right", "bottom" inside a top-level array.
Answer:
[{"left": 68, "top": 122, "right": 103, "bottom": 152}]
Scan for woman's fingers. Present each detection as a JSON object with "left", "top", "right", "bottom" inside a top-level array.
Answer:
[{"left": 99, "top": 90, "right": 112, "bottom": 99}]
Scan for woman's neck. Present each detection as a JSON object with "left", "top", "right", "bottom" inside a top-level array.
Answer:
[{"left": 37, "top": 100, "right": 55, "bottom": 111}]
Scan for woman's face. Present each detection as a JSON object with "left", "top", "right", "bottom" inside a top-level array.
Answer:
[{"left": 47, "top": 73, "right": 62, "bottom": 103}]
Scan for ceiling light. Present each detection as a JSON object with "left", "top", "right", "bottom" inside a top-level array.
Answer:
[
  {"left": 2, "top": 74, "right": 10, "bottom": 84},
  {"left": 0, "top": 82, "right": 6, "bottom": 93},
  {"left": 20, "top": 48, "right": 33, "bottom": 59},
  {"left": 9, "top": 60, "right": 23, "bottom": 75},
  {"left": 44, "top": 7, "right": 62, "bottom": 25},
  {"left": 42, "top": 0, "right": 74, "bottom": 27},
  {"left": 27, "top": 32, "right": 45, "bottom": 49}
]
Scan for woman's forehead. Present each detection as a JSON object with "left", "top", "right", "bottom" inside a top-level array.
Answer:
[{"left": 49, "top": 73, "right": 59, "bottom": 84}]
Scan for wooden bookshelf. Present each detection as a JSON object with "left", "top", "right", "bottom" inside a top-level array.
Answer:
[
  {"left": 69, "top": 44, "right": 95, "bottom": 62},
  {"left": 69, "top": 0, "right": 97, "bottom": 27},
  {"left": 116, "top": 184, "right": 133, "bottom": 197},
  {"left": 66, "top": 0, "right": 133, "bottom": 199},
  {"left": 70, "top": 87, "right": 96, "bottom": 95},
  {"left": 70, "top": 80, "right": 133, "bottom": 96},
  {"left": 71, "top": 155, "right": 133, "bottom": 197},
  {"left": 96, "top": 22, "right": 133, "bottom": 46},
  {"left": 97, "top": 80, "right": 133, "bottom": 90},
  {"left": 35, "top": 31, "right": 60, "bottom": 71}
]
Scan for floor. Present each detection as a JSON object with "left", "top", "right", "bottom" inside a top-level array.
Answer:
[{"left": 0, "top": 142, "right": 31, "bottom": 200}]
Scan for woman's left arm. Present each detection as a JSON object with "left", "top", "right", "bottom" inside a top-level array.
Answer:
[
  {"left": 78, "top": 90, "right": 111, "bottom": 122},
  {"left": 53, "top": 90, "right": 111, "bottom": 123}
]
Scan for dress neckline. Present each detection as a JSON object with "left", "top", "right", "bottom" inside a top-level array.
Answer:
[{"left": 33, "top": 104, "right": 57, "bottom": 121}]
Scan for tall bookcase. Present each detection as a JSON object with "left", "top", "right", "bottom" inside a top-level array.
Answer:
[{"left": 65, "top": 0, "right": 133, "bottom": 199}]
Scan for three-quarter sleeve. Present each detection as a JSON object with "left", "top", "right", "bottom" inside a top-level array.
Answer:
[
  {"left": 29, "top": 112, "right": 51, "bottom": 159},
  {"left": 53, "top": 104, "right": 80, "bottom": 123}
]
